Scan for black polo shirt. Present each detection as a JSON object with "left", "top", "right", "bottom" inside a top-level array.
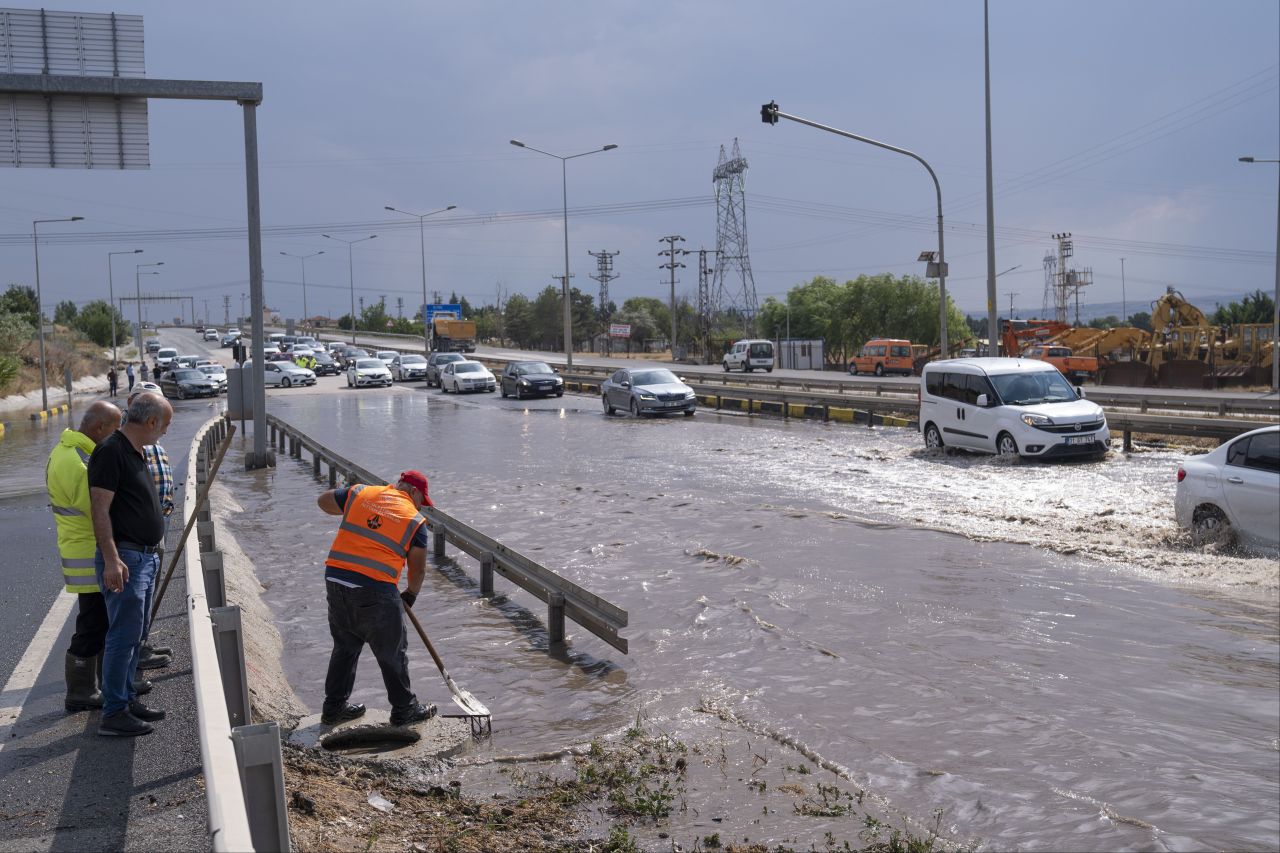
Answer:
[{"left": 88, "top": 429, "right": 165, "bottom": 548}]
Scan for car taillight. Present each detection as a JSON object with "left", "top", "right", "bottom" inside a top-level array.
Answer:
[{"left": 1176, "top": 468, "right": 1186, "bottom": 482}]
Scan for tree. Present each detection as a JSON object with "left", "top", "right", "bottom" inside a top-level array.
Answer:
[
  {"left": 72, "top": 300, "right": 128, "bottom": 348},
  {"left": 0, "top": 310, "right": 34, "bottom": 394},
  {"left": 503, "top": 294, "right": 534, "bottom": 348},
  {"left": 1126, "top": 311, "right": 1152, "bottom": 332},
  {"left": 1, "top": 285, "right": 39, "bottom": 327},
  {"left": 1088, "top": 315, "right": 1120, "bottom": 330},
  {"left": 359, "top": 300, "right": 389, "bottom": 333},
  {"left": 1210, "top": 290, "right": 1275, "bottom": 326},
  {"left": 54, "top": 300, "right": 78, "bottom": 325}
]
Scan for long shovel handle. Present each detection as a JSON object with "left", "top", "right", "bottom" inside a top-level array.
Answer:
[
  {"left": 402, "top": 600, "right": 447, "bottom": 674},
  {"left": 150, "top": 422, "right": 236, "bottom": 622}
]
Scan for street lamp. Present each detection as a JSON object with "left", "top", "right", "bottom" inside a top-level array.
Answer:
[
  {"left": 279, "top": 250, "right": 324, "bottom": 329},
  {"left": 107, "top": 249, "right": 143, "bottom": 367},
  {"left": 135, "top": 262, "right": 163, "bottom": 359},
  {"left": 1238, "top": 156, "right": 1280, "bottom": 393},
  {"left": 32, "top": 216, "right": 84, "bottom": 412},
  {"left": 510, "top": 139, "right": 618, "bottom": 369},
  {"left": 384, "top": 204, "right": 457, "bottom": 354},
  {"left": 322, "top": 234, "right": 377, "bottom": 343},
  {"left": 763, "top": 102, "right": 951, "bottom": 356}
]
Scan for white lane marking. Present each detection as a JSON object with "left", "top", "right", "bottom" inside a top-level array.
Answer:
[{"left": 0, "top": 591, "right": 76, "bottom": 753}]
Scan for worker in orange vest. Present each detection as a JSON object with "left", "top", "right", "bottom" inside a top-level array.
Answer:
[{"left": 316, "top": 471, "right": 436, "bottom": 727}]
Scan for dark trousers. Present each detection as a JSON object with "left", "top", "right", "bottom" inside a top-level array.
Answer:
[
  {"left": 127, "top": 374, "right": 135, "bottom": 392},
  {"left": 323, "top": 581, "right": 416, "bottom": 715},
  {"left": 108, "top": 377, "right": 118, "bottom": 396},
  {"left": 69, "top": 592, "right": 108, "bottom": 658}
]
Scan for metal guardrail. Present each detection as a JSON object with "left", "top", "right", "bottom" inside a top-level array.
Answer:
[
  {"left": 266, "top": 413, "right": 629, "bottom": 654},
  {"left": 186, "top": 415, "right": 290, "bottom": 852}
]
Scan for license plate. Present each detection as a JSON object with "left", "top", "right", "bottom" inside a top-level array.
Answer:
[{"left": 1066, "top": 435, "right": 1093, "bottom": 445}]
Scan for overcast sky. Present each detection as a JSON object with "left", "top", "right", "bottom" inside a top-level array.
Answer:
[{"left": 2, "top": 0, "right": 1277, "bottom": 327}]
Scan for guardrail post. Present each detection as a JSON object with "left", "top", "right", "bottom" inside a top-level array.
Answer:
[
  {"left": 1123, "top": 430, "right": 1133, "bottom": 452},
  {"left": 547, "top": 592, "right": 566, "bottom": 646},
  {"left": 479, "top": 552, "right": 495, "bottom": 597},
  {"left": 328, "top": 464, "right": 337, "bottom": 488},
  {"left": 197, "top": 519, "right": 215, "bottom": 553},
  {"left": 823, "top": 403, "right": 830, "bottom": 422},
  {"left": 230, "top": 722, "right": 291, "bottom": 853},
  {"left": 201, "top": 549, "right": 227, "bottom": 609},
  {"left": 433, "top": 526, "right": 447, "bottom": 558},
  {"left": 210, "top": 605, "right": 252, "bottom": 729},
  {"left": 312, "top": 451, "right": 321, "bottom": 476}
]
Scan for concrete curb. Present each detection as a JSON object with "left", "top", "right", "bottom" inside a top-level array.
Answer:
[{"left": 28, "top": 403, "right": 72, "bottom": 421}]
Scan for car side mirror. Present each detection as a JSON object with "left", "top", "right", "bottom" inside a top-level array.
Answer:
[
  {"left": 620, "top": 381, "right": 630, "bottom": 388},
  {"left": 1076, "top": 386, "right": 1086, "bottom": 398},
  {"left": 975, "top": 393, "right": 989, "bottom": 408}
]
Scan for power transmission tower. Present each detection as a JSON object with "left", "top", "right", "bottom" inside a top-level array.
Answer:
[
  {"left": 1051, "top": 233, "right": 1093, "bottom": 325},
  {"left": 696, "top": 248, "right": 717, "bottom": 363},
  {"left": 589, "top": 250, "right": 620, "bottom": 319},
  {"left": 223, "top": 295, "right": 231, "bottom": 325},
  {"left": 396, "top": 296, "right": 404, "bottom": 319},
  {"left": 659, "top": 235, "right": 690, "bottom": 358},
  {"left": 1041, "top": 251, "right": 1056, "bottom": 319},
  {"left": 712, "top": 138, "right": 759, "bottom": 335}
]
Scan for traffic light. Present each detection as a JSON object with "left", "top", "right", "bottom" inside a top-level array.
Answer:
[{"left": 761, "top": 101, "right": 779, "bottom": 125}]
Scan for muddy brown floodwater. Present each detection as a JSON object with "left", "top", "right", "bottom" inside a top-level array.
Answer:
[{"left": 216, "top": 384, "right": 1278, "bottom": 852}]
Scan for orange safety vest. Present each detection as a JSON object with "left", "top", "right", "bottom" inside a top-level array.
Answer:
[{"left": 325, "top": 484, "right": 427, "bottom": 584}]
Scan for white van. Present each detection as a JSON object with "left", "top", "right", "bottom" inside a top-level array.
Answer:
[
  {"left": 919, "top": 358, "right": 1109, "bottom": 460},
  {"left": 722, "top": 339, "right": 775, "bottom": 373},
  {"left": 154, "top": 347, "right": 178, "bottom": 369}
]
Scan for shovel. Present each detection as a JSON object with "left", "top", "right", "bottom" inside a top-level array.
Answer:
[{"left": 402, "top": 601, "right": 491, "bottom": 732}]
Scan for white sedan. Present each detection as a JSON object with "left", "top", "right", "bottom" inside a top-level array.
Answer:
[
  {"left": 347, "top": 357, "right": 393, "bottom": 388},
  {"left": 440, "top": 360, "right": 496, "bottom": 393},
  {"left": 242, "top": 360, "right": 316, "bottom": 388},
  {"left": 1175, "top": 425, "right": 1279, "bottom": 554}
]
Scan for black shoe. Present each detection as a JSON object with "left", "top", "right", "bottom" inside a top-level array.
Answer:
[
  {"left": 137, "top": 648, "right": 172, "bottom": 670},
  {"left": 98, "top": 710, "right": 153, "bottom": 737},
  {"left": 143, "top": 641, "right": 173, "bottom": 657},
  {"left": 320, "top": 702, "right": 366, "bottom": 726},
  {"left": 128, "top": 701, "right": 166, "bottom": 722},
  {"left": 389, "top": 701, "right": 437, "bottom": 727},
  {"left": 132, "top": 676, "right": 153, "bottom": 696}
]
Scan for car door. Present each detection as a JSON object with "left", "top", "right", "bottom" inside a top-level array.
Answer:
[
  {"left": 264, "top": 363, "right": 282, "bottom": 386},
  {"left": 606, "top": 369, "right": 627, "bottom": 408},
  {"left": 937, "top": 372, "right": 979, "bottom": 449},
  {"left": 1221, "top": 432, "right": 1280, "bottom": 548}
]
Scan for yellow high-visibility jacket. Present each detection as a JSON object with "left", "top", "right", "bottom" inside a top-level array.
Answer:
[{"left": 45, "top": 429, "right": 99, "bottom": 594}]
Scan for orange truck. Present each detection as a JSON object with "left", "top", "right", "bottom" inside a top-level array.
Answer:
[{"left": 1021, "top": 344, "right": 1098, "bottom": 383}]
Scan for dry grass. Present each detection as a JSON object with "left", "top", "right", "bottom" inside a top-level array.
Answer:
[{"left": 5, "top": 328, "right": 114, "bottom": 397}]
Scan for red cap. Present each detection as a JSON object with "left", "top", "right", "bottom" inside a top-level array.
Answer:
[{"left": 398, "top": 470, "right": 433, "bottom": 506}]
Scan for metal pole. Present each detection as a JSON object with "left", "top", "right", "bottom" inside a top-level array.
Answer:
[
  {"left": 348, "top": 243, "right": 355, "bottom": 343},
  {"left": 385, "top": 206, "right": 455, "bottom": 355},
  {"left": 107, "top": 249, "right": 142, "bottom": 368},
  {"left": 561, "top": 157, "right": 572, "bottom": 368},
  {"left": 242, "top": 101, "right": 269, "bottom": 469},
  {"left": 760, "top": 105, "right": 948, "bottom": 357},
  {"left": 32, "top": 225, "right": 47, "bottom": 413},
  {"left": 1120, "top": 257, "right": 1127, "bottom": 323},
  {"left": 983, "top": 0, "right": 999, "bottom": 357}
]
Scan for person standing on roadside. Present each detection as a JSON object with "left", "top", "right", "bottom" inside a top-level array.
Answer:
[
  {"left": 46, "top": 401, "right": 121, "bottom": 713},
  {"left": 316, "top": 471, "right": 436, "bottom": 727},
  {"left": 125, "top": 362, "right": 135, "bottom": 393},
  {"left": 88, "top": 391, "right": 172, "bottom": 737},
  {"left": 140, "top": 361, "right": 149, "bottom": 382},
  {"left": 107, "top": 366, "right": 118, "bottom": 397}
]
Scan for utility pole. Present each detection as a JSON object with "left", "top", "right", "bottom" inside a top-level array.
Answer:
[
  {"left": 1005, "top": 291, "right": 1016, "bottom": 320},
  {"left": 659, "top": 235, "right": 689, "bottom": 360},
  {"left": 223, "top": 295, "right": 231, "bottom": 325},
  {"left": 240, "top": 292, "right": 246, "bottom": 322},
  {"left": 396, "top": 296, "right": 404, "bottom": 318},
  {"left": 696, "top": 248, "right": 717, "bottom": 364},
  {"left": 1120, "top": 257, "right": 1127, "bottom": 323}
]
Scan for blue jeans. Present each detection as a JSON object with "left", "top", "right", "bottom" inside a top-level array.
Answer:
[
  {"left": 95, "top": 547, "right": 159, "bottom": 716},
  {"left": 323, "top": 581, "right": 416, "bottom": 716}
]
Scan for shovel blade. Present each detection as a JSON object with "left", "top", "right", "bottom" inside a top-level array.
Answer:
[{"left": 443, "top": 670, "right": 490, "bottom": 718}]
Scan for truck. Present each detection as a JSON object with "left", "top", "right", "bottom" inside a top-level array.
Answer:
[
  {"left": 430, "top": 316, "right": 477, "bottom": 353},
  {"left": 1000, "top": 321, "right": 1098, "bottom": 383},
  {"left": 1021, "top": 344, "right": 1099, "bottom": 383}
]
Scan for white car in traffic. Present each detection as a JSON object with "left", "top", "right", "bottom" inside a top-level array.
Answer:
[
  {"left": 347, "top": 357, "right": 393, "bottom": 388},
  {"left": 1175, "top": 425, "right": 1279, "bottom": 554},
  {"left": 439, "top": 360, "right": 496, "bottom": 393}
]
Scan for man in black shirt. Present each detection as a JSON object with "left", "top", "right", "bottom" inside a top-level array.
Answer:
[{"left": 88, "top": 391, "right": 173, "bottom": 737}]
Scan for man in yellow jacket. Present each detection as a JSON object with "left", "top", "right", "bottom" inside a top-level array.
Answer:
[{"left": 45, "top": 400, "right": 121, "bottom": 712}]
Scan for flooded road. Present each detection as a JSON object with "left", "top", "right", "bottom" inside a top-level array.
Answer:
[{"left": 212, "top": 380, "right": 1279, "bottom": 852}]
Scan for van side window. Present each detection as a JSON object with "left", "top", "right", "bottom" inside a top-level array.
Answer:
[
  {"left": 942, "top": 372, "right": 968, "bottom": 402},
  {"left": 925, "top": 371, "right": 944, "bottom": 398},
  {"left": 966, "top": 374, "right": 996, "bottom": 405},
  {"left": 891, "top": 345, "right": 910, "bottom": 357}
]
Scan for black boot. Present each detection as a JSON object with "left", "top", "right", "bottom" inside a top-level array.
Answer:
[
  {"left": 94, "top": 652, "right": 152, "bottom": 696},
  {"left": 65, "top": 652, "right": 103, "bottom": 713}
]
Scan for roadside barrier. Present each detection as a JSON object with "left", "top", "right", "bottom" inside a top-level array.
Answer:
[
  {"left": 267, "top": 412, "right": 629, "bottom": 654},
  {"left": 29, "top": 402, "right": 71, "bottom": 421},
  {"left": 186, "top": 414, "right": 290, "bottom": 852}
]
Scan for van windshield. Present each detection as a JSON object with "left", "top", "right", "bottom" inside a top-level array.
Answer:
[{"left": 990, "top": 370, "right": 1077, "bottom": 405}]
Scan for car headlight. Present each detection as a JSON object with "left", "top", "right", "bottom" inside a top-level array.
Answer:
[
  {"left": 684, "top": 391, "right": 696, "bottom": 399},
  {"left": 519, "top": 379, "right": 530, "bottom": 386},
  {"left": 553, "top": 377, "right": 563, "bottom": 385},
  {"left": 1020, "top": 413, "right": 1051, "bottom": 427},
  {"left": 639, "top": 393, "right": 656, "bottom": 400}
]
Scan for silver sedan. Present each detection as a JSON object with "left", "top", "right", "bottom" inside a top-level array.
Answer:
[{"left": 601, "top": 367, "right": 696, "bottom": 417}]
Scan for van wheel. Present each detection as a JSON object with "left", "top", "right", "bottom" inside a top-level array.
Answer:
[
  {"left": 924, "top": 423, "right": 944, "bottom": 450},
  {"left": 722, "top": 361, "right": 730, "bottom": 372},
  {"left": 849, "top": 364, "right": 858, "bottom": 375},
  {"left": 765, "top": 367, "right": 773, "bottom": 373},
  {"left": 996, "top": 432, "right": 1019, "bottom": 457},
  {"left": 875, "top": 364, "right": 885, "bottom": 377}
]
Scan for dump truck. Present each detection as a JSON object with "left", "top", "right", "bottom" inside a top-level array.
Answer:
[{"left": 430, "top": 316, "right": 477, "bottom": 352}]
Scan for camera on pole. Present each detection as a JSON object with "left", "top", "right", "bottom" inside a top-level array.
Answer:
[{"left": 761, "top": 101, "right": 779, "bottom": 124}]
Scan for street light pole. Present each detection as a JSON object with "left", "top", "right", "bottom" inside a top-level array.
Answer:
[
  {"left": 760, "top": 102, "right": 950, "bottom": 357},
  {"left": 322, "top": 234, "right": 377, "bottom": 344},
  {"left": 32, "top": 216, "right": 84, "bottom": 413},
  {"left": 1120, "top": 257, "right": 1127, "bottom": 324},
  {"left": 280, "top": 250, "right": 324, "bottom": 329},
  {"left": 1238, "top": 156, "right": 1280, "bottom": 393},
  {"left": 511, "top": 139, "right": 618, "bottom": 369},
  {"left": 107, "top": 249, "right": 143, "bottom": 367},
  {"left": 384, "top": 204, "right": 456, "bottom": 354},
  {"left": 135, "top": 261, "right": 163, "bottom": 360}
]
